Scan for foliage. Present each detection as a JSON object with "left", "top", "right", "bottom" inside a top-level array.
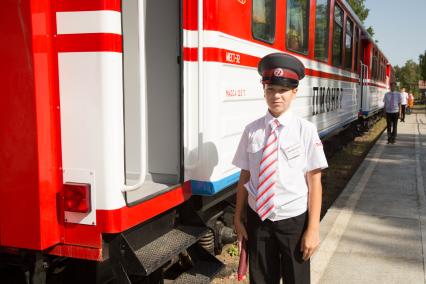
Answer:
[
  {"left": 366, "top": 26, "right": 375, "bottom": 38},
  {"left": 346, "top": 0, "right": 375, "bottom": 37},
  {"left": 394, "top": 60, "right": 421, "bottom": 94},
  {"left": 346, "top": 0, "right": 369, "bottom": 22},
  {"left": 227, "top": 243, "right": 239, "bottom": 257},
  {"left": 419, "top": 51, "right": 426, "bottom": 81}
]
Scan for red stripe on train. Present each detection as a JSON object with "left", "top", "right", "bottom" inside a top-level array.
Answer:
[
  {"left": 306, "top": 69, "right": 359, "bottom": 83},
  {"left": 183, "top": 47, "right": 359, "bottom": 83},
  {"left": 56, "top": 0, "right": 121, "bottom": 12},
  {"left": 367, "top": 82, "right": 388, "bottom": 89},
  {"left": 57, "top": 33, "right": 122, "bottom": 53}
]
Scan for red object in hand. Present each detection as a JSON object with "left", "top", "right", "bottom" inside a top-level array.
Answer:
[{"left": 237, "top": 239, "right": 248, "bottom": 281}]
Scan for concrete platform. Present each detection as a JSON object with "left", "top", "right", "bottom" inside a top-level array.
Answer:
[{"left": 312, "top": 109, "right": 426, "bottom": 284}]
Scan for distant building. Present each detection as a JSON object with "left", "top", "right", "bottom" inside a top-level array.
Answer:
[{"left": 419, "top": 80, "right": 426, "bottom": 93}]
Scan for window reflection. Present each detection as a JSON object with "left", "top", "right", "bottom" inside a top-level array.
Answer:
[
  {"left": 332, "top": 5, "right": 343, "bottom": 66},
  {"left": 286, "top": 0, "right": 309, "bottom": 54},
  {"left": 314, "top": 0, "right": 330, "bottom": 61},
  {"left": 253, "top": 0, "right": 275, "bottom": 43}
]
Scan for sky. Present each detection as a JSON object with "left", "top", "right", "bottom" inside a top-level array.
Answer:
[{"left": 364, "top": 0, "right": 426, "bottom": 67}]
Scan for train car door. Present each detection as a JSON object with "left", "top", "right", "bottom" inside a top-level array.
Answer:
[
  {"left": 122, "top": 0, "right": 181, "bottom": 203},
  {"left": 360, "top": 62, "right": 368, "bottom": 111}
]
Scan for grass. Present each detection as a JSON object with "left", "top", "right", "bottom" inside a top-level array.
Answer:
[{"left": 227, "top": 243, "right": 239, "bottom": 257}]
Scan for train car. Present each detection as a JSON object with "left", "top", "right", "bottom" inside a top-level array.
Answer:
[
  {"left": 359, "top": 37, "right": 391, "bottom": 121},
  {"left": 0, "top": 0, "right": 391, "bottom": 283}
]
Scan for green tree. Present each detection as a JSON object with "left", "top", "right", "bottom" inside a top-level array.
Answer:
[
  {"left": 419, "top": 51, "right": 426, "bottom": 81},
  {"left": 346, "top": 0, "right": 369, "bottom": 22},
  {"left": 346, "top": 0, "right": 375, "bottom": 37},
  {"left": 395, "top": 60, "right": 421, "bottom": 94},
  {"left": 366, "top": 27, "right": 375, "bottom": 38}
]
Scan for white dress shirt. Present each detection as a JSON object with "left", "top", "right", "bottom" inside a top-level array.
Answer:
[
  {"left": 383, "top": 92, "right": 401, "bottom": 113},
  {"left": 400, "top": 91, "right": 408, "bottom": 105},
  {"left": 232, "top": 110, "right": 328, "bottom": 221}
]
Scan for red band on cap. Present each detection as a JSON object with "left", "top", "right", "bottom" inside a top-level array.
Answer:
[{"left": 262, "top": 68, "right": 299, "bottom": 81}]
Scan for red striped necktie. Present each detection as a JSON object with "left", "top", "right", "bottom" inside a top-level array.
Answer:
[{"left": 256, "top": 119, "right": 280, "bottom": 221}]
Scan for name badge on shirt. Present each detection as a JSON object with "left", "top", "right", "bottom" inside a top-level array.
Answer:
[{"left": 282, "top": 143, "right": 302, "bottom": 160}]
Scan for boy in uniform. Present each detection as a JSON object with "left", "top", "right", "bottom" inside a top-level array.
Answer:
[{"left": 233, "top": 53, "right": 328, "bottom": 284}]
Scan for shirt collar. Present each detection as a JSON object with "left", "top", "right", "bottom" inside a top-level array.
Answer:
[{"left": 264, "top": 109, "right": 293, "bottom": 129}]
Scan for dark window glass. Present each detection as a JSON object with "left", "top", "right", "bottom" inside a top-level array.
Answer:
[
  {"left": 286, "top": 0, "right": 309, "bottom": 54},
  {"left": 354, "top": 28, "right": 359, "bottom": 72},
  {"left": 382, "top": 59, "right": 386, "bottom": 81},
  {"left": 253, "top": 0, "right": 275, "bottom": 43},
  {"left": 314, "top": 0, "right": 330, "bottom": 61},
  {"left": 371, "top": 50, "right": 377, "bottom": 80},
  {"left": 345, "top": 18, "right": 353, "bottom": 69},
  {"left": 332, "top": 5, "right": 343, "bottom": 66}
]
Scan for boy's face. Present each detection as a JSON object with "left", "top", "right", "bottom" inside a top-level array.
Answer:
[{"left": 264, "top": 84, "right": 297, "bottom": 117}]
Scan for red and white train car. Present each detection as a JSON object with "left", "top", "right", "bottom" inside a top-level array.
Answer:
[{"left": 0, "top": 0, "right": 391, "bottom": 283}]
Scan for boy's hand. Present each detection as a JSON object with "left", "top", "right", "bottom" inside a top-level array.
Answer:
[
  {"left": 234, "top": 218, "right": 248, "bottom": 252},
  {"left": 300, "top": 227, "right": 320, "bottom": 261}
]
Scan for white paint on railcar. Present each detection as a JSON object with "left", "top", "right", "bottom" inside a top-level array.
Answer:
[
  {"left": 58, "top": 52, "right": 126, "bottom": 211},
  {"left": 56, "top": 11, "right": 122, "bottom": 35}
]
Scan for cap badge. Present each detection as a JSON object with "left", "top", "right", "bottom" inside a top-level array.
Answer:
[{"left": 273, "top": 68, "right": 284, "bottom": 77}]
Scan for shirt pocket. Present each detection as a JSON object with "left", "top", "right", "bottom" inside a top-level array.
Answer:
[
  {"left": 247, "top": 142, "right": 264, "bottom": 170},
  {"left": 280, "top": 141, "right": 305, "bottom": 169}
]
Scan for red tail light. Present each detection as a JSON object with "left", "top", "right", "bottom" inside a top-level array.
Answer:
[{"left": 63, "top": 183, "right": 91, "bottom": 213}]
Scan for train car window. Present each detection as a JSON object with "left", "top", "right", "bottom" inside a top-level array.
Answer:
[
  {"left": 314, "top": 0, "right": 330, "bottom": 61},
  {"left": 382, "top": 58, "right": 386, "bottom": 82},
  {"left": 354, "top": 27, "right": 359, "bottom": 72},
  {"left": 286, "top": 0, "right": 309, "bottom": 54},
  {"left": 252, "top": 0, "right": 276, "bottom": 43},
  {"left": 332, "top": 4, "right": 343, "bottom": 66},
  {"left": 375, "top": 51, "right": 381, "bottom": 80},
  {"left": 344, "top": 18, "right": 353, "bottom": 69},
  {"left": 384, "top": 59, "right": 387, "bottom": 81},
  {"left": 372, "top": 50, "right": 378, "bottom": 80}
]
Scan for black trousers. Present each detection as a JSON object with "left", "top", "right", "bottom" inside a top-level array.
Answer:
[
  {"left": 401, "top": 105, "right": 406, "bottom": 121},
  {"left": 247, "top": 208, "right": 310, "bottom": 284},
  {"left": 386, "top": 112, "right": 399, "bottom": 142}
]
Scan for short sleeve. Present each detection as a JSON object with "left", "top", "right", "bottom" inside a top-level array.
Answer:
[
  {"left": 232, "top": 127, "right": 250, "bottom": 171},
  {"left": 306, "top": 126, "right": 328, "bottom": 172}
]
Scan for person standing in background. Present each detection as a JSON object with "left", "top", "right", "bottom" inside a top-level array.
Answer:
[
  {"left": 407, "top": 93, "right": 414, "bottom": 114},
  {"left": 400, "top": 88, "right": 408, "bottom": 122},
  {"left": 383, "top": 82, "right": 401, "bottom": 144}
]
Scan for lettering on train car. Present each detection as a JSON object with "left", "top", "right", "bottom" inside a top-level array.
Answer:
[
  {"left": 225, "top": 52, "right": 241, "bottom": 64},
  {"left": 312, "top": 87, "right": 343, "bottom": 115},
  {"left": 225, "top": 89, "right": 247, "bottom": 97}
]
